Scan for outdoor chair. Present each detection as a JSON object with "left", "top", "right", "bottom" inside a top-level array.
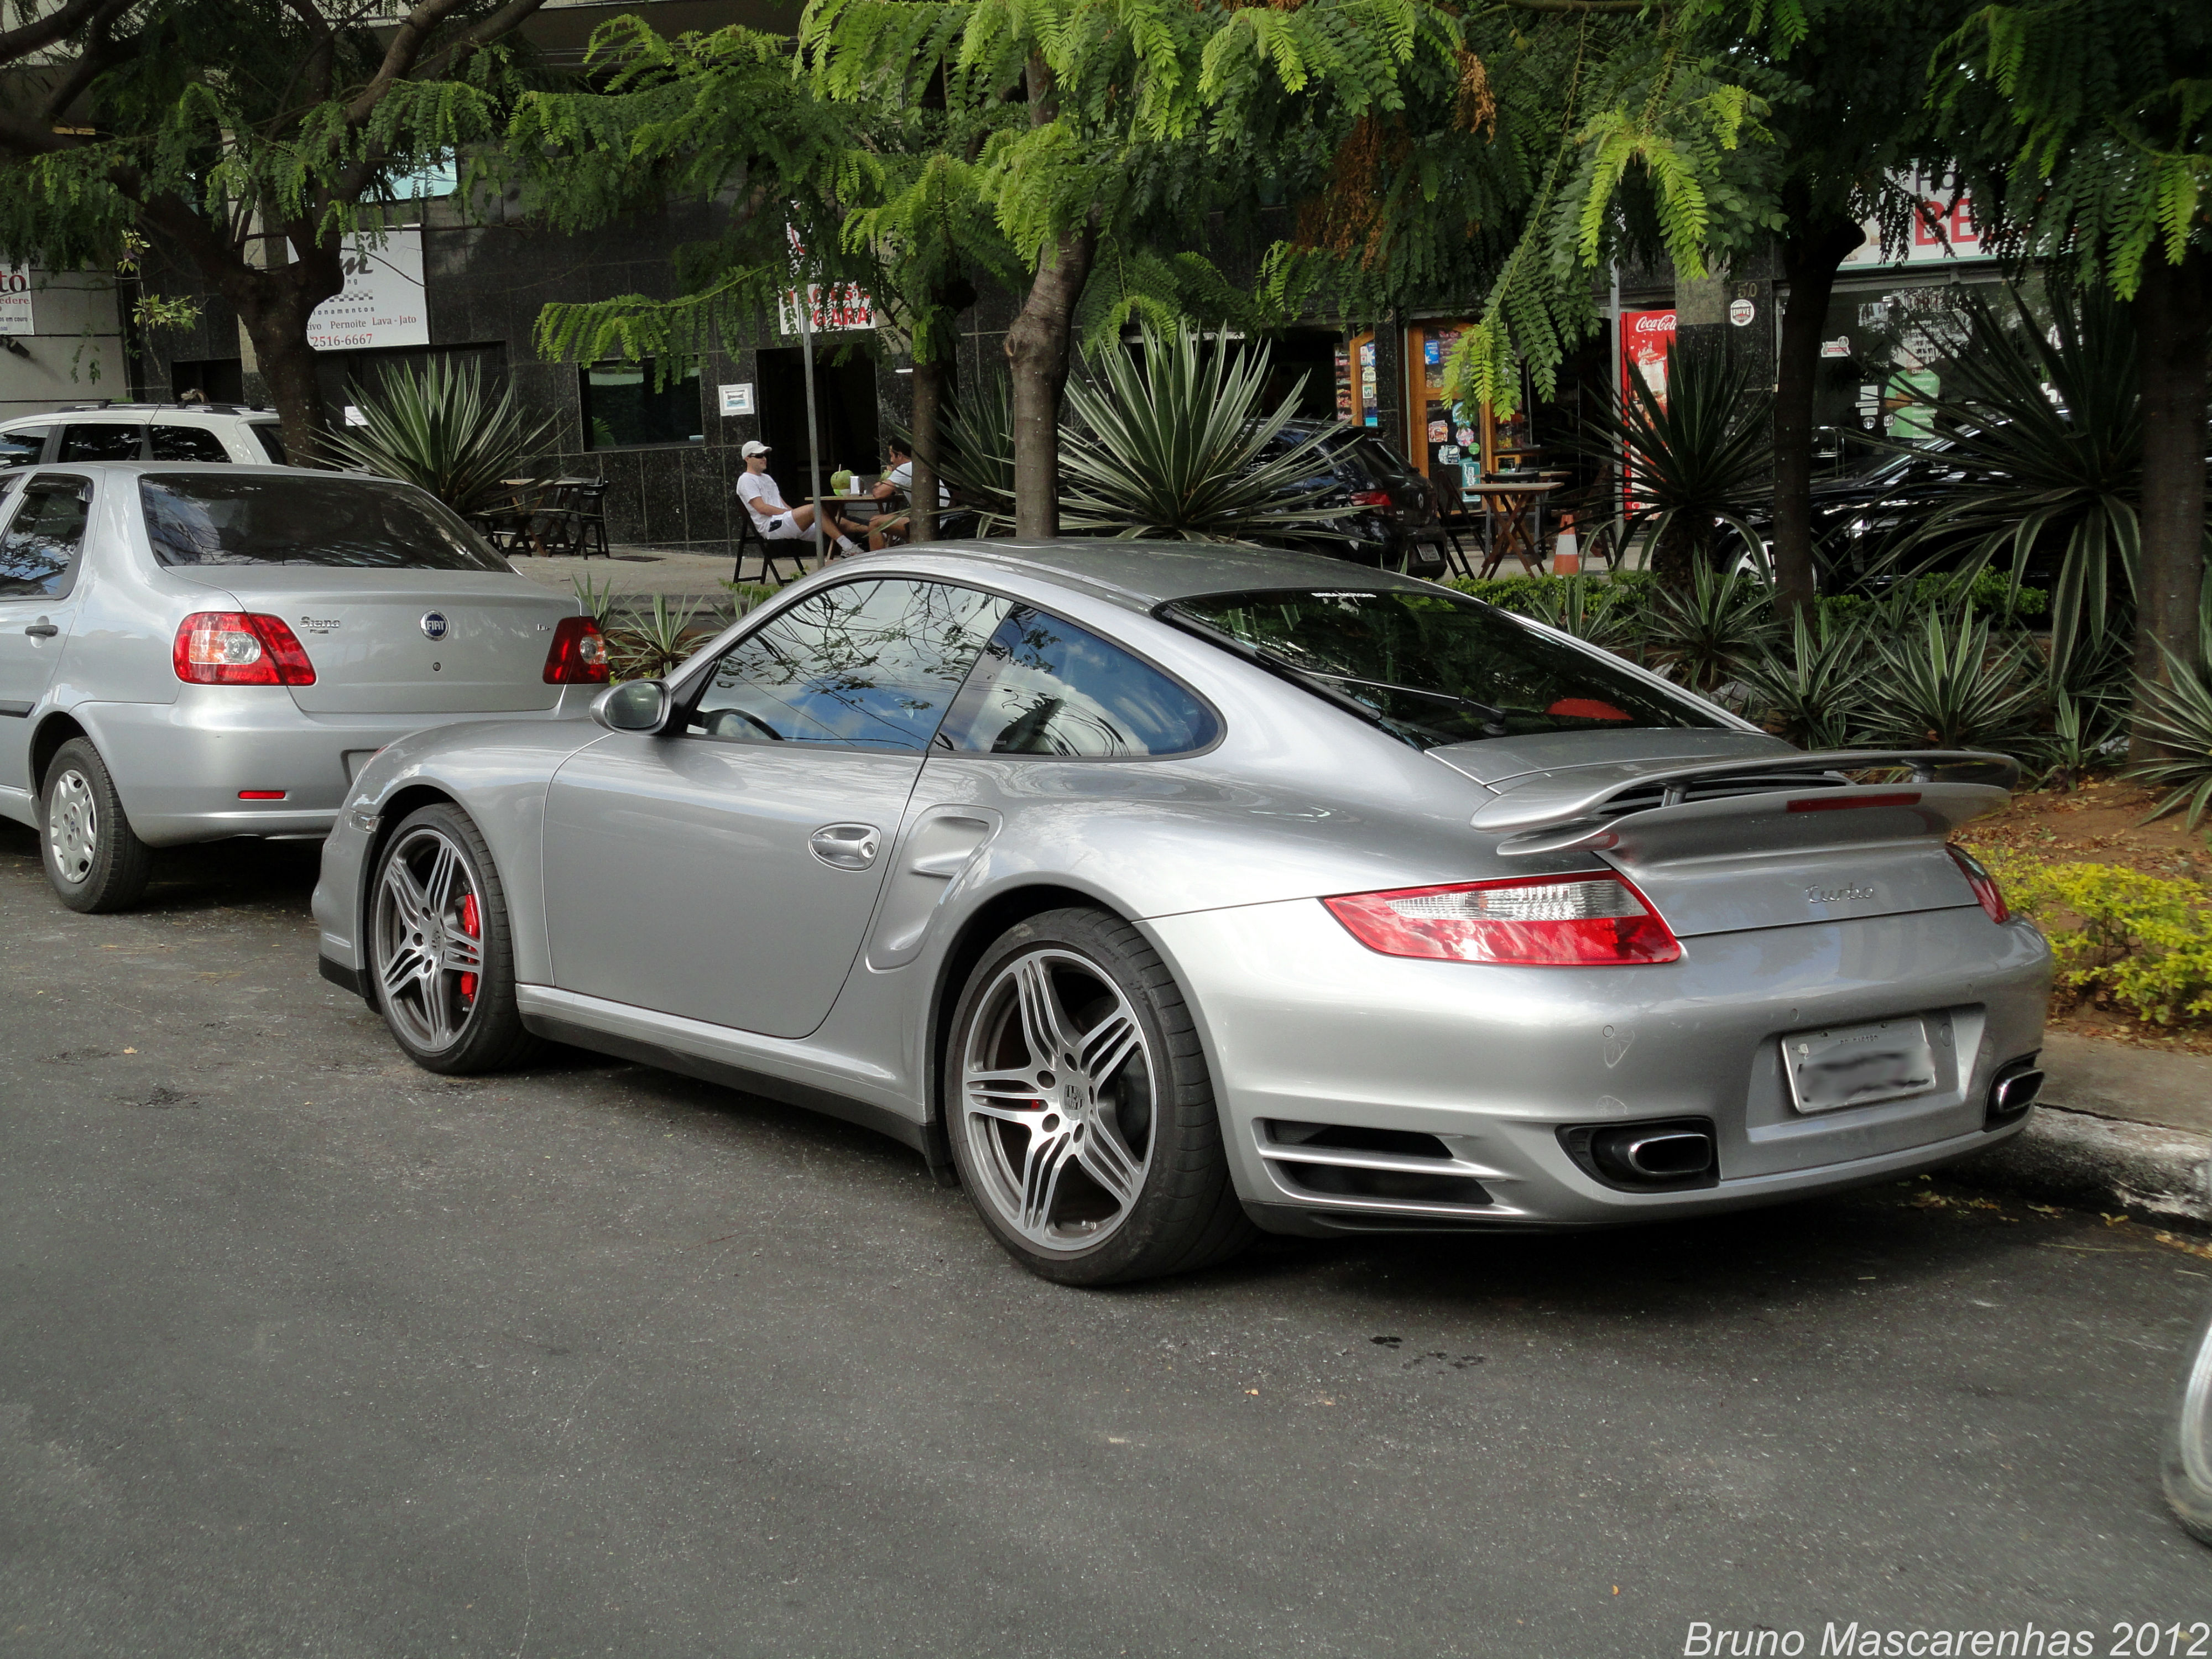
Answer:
[
  {"left": 730, "top": 492, "right": 803, "bottom": 586},
  {"left": 567, "top": 479, "right": 611, "bottom": 558}
]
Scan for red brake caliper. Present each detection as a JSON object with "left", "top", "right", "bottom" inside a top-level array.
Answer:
[{"left": 459, "top": 892, "right": 480, "bottom": 1002}]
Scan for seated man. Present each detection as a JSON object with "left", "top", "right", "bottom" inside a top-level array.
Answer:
[
  {"left": 735, "top": 441, "right": 864, "bottom": 556},
  {"left": 865, "top": 440, "right": 953, "bottom": 550}
]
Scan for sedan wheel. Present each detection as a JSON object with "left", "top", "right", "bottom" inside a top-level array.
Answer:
[
  {"left": 946, "top": 909, "right": 1253, "bottom": 1285},
  {"left": 39, "top": 737, "right": 151, "bottom": 913},
  {"left": 368, "top": 804, "right": 538, "bottom": 1073}
]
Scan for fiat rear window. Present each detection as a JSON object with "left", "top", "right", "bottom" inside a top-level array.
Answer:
[
  {"left": 1162, "top": 587, "right": 1723, "bottom": 749},
  {"left": 139, "top": 473, "right": 509, "bottom": 571}
]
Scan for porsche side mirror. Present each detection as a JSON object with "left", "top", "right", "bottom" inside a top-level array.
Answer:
[{"left": 592, "top": 679, "right": 671, "bottom": 734}]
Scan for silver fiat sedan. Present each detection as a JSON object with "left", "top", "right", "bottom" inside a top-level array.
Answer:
[
  {"left": 312, "top": 542, "right": 2052, "bottom": 1284},
  {"left": 0, "top": 461, "right": 606, "bottom": 911}
]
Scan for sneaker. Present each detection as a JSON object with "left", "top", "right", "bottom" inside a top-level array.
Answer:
[{"left": 834, "top": 535, "right": 861, "bottom": 555}]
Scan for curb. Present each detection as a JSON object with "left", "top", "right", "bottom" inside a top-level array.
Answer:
[{"left": 1950, "top": 1104, "right": 2212, "bottom": 1229}]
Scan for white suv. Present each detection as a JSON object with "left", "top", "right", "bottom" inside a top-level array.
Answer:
[{"left": 0, "top": 403, "right": 288, "bottom": 468}]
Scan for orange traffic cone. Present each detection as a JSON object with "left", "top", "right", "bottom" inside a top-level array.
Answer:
[{"left": 1552, "top": 511, "right": 1580, "bottom": 575}]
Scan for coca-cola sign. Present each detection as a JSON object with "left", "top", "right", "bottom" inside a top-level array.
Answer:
[{"left": 1631, "top": 311, "right": 1676, "bottom": 335}]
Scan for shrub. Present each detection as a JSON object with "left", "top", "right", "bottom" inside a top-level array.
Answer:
[
  {"left": 326, "top": 356, "right": 556, "bottom": 518},
  {"left": 1981, "top": 853, "right": 2212, "bottom": 1025}
]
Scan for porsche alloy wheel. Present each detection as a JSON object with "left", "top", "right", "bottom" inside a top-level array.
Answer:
[
  {"left": 367, "top": 804, "right": 538, "bottom": 1073},
  {"left": 946, "top": 909, "right": 1253, "bottom": 1285}
]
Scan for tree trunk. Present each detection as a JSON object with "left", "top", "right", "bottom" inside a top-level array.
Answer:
[
  {"left": 910, "top": 353, "right": 943, "bottom": 541},
  {"left": 192, "top": 219, "right": 344, "bottom": 466},
  {"left": 1772, "top": 211, "right": 1867, "bottom": 616},
  {"left": 2130, "top": 246, "right": 2212, "bottom": 761},
  {"left": 1004, "top": 224, "right": 1096, "bottom": 539}
]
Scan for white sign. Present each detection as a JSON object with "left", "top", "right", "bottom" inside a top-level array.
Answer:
[
  {"left": 1843, "top": 170, "right": 1991, "bottom": 268},
  {"left": 776, "top": 281, "right": 874, "bottom": 335},
  {"left": 1728, "top": 297, "right": 1756, "bottom": 327},
  {"left": 0, "top": 265, "right": 32, "bottom": 336},
  {"left": 718, "top": 382, "right": 755, "bottom": 416},
  {"left": 307, "top": 228, "right": 429, "bottom": 351},
  {"left": 1820, "top": 336, "right": 1851, "bottom": 358}
]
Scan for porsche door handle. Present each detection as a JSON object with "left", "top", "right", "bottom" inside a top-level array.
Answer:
[
  {"left": 808, "top": 823, "right": 881, "bottom": 871},
  {"left": 23, "top": 622, "right": 58, "bottom": 638}
]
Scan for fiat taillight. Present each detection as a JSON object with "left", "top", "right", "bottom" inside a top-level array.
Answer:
[
  {"left": 543, "top": 615, "right": 609, "bottom": 684},
  {"left": 1947, "top": 844, "right": 2010, "bottom": 924},
  {"left": 1323, "top": 872, "right": 1681, "bottom": 966},
  {"left": 173, "top": 612, "right": 317, "bottom": 685}
]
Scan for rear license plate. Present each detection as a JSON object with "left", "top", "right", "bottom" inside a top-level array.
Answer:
[{"left": 1782, "top": 1018, "right": 1939, "bottom": 1114}]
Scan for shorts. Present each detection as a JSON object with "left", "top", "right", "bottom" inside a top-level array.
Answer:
[{"left": 757, "top": 513, "right": 807, "bottom": 542}]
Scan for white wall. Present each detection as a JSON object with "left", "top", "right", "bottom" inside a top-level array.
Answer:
[{"left": 0, "top": 264, "right": 128, "bottom": 422}]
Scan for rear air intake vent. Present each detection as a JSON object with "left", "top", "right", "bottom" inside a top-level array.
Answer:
[
  {"left": 1597, "top": 771, "right": 1848, "bottom": 817},
  {"left": 1260, "top": 1120, "right": 1494, "bottom": 1210}
]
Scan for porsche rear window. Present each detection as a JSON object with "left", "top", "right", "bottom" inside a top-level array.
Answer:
[
  {"left": 1162, "top": 587, "right": 1723, "bottom": 749},
  {"left": 139, "top": 473, "right": 509, "bottom": 571}
]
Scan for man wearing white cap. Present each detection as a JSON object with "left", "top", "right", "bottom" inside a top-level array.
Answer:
[{"left": 735, "top": 441, "right": 863, "bottom": 555}]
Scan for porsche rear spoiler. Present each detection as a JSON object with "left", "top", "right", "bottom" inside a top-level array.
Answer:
[{"left": 1471, "top": 748, "right": 2018, "bottom": 858}]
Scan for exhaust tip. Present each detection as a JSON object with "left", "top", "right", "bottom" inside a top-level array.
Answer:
[
  {"left": 1559, "top": 1117, "right": 1720, "bottom": 1192},
  {"left": 1986, "top": 1058, "right": 2044, "bottom": 1128}
]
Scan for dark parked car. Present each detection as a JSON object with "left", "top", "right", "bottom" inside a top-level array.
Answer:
[{"left": 1257, "top": 421, "right": 1452, "bottom": 577}]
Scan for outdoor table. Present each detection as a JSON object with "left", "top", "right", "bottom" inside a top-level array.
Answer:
[{"left": 1467, "top": 479, "right": 1562, "bottom": 577}]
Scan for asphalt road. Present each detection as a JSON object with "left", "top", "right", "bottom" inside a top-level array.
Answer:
[{"left": 2, "top": 819, "right": 2204, "bottom": 1659}]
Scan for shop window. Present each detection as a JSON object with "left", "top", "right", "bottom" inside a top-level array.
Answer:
[{"left": 581, "top": 358, "right": 705, "bottom": 450}]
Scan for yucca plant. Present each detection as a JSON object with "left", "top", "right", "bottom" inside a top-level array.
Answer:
[
  {"left": 326, "top": 356, "right": 557, "bottom": 518},
  {"left": 1058, "top": 326, "right": 1342, "bottom": 544},
  {"left": 1875, "top": 285, "right": 2142, "bottom": 679},
  {"left": 1641, "top": 560, "right": 1777, "bottom": 695},
  {"left": 608, "top": 594, "right": 709, "bottom": 682},
  {"left": 936, "top": 372, "right": 1018, "bottom": 533},
  {"left": 1860, "top": 607, "right": 2047, "bottom": 753},
  {"left": 2038, "top": 689, "right": 2125, "bottom": 792},
  {"left": 571, "top": 572, "right": 617, "bottom": 629},
  {"left": 1573, "top": 345, "right": 1773, "bottom": 582},
  {"left": 2131, "top": 643, "right": 2212, "bottom": 834},
  {"left": 1736, "top": 606, "right": 1872, "bottom": 749},
  {"left": 1516, "top": 575, "right": 1642, "bottom": 656}
]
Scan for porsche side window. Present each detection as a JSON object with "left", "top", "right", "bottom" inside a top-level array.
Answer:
[
  {"left": 936, "top": 607, "right": 1219, "bottom": 758},
  {"left": 686, "top": 579, "right": 1011, "bottom": 750},
  {"left": 0, "top": 474, "right": 92, "bottom": 599}
]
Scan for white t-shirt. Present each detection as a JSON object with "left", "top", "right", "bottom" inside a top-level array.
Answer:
[
  {"left": 886, "top": 460, "right": 951, "bottom": 508},
  {"left": 737, "top": 471, "right": 786, "bottom": 520}
]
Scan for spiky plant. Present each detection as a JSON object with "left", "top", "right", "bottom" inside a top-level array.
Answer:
[
  {"left": 608, "top": 593, "right": 710, "bottom": 682},
  {"left": 1516, "top": 576, "right": 1642, "bottom": 656},
  {"left": 1860, "top": 607, "right": 2047, "bottom": 753},
  {"left": 571, "top": 573, "right": 617, "bottom": 629},
  {"left": 325, "top": 357, "right": 558, "bottom": 519},
  {"left": 937, "top": 372, "right": 1018, "bottom": 534},
  {"left": 1736, "top": 607, "right": 1872, "bottom": 749},
  {"left": 1641, "top": 560, "right": 1777, "bottom": 696},
  {"left": 2131, "top": 645, "right": 2212, "bottom": 834},
  {"left": 1573, "top": 345, "right": 1773, "bottom": 582},
  {"left": 1875, "top": 285, "right": 2142, "bottom": 680},
  {"left": 1058, "top": 326, "right": 1343, "bottom": 544}
]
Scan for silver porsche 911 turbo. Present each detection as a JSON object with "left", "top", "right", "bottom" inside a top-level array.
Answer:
[{"left": 312, "top": 541, "right": 2052, "bottom": 1284}]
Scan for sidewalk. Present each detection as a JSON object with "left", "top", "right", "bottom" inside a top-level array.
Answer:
[
  {"left": 1951, "top": 1031, "right": 2211, "bottom": 1228},
  {"left": 507, "top": 544, "right": 822, "bottom": 606}
]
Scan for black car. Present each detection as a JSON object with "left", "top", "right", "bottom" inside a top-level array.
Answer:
[{"left": 1258, "top": 420, "right": 1452, "bottom": 576}]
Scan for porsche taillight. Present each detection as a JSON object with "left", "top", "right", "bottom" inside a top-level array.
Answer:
[
  {"left": 543, "top": 615, "right": 609, "bottom": 684},
  {"left": 1323, "top": 872, "right": 1681, "bottom": 966},
  {"left": 1947, "top": 844, "right": 2010, "bottom": 924},
  {"left": 173, "top": 612, "right": 317, "bottom": 685}
]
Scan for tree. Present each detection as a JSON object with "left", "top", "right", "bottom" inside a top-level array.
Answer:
[
  {"left": 1936, "top": 0, "right": 2211, "bottom": 754},
  {"left": 800, "top": 0, "right": 1465, "bottom": 537},
  {"left": 0, "top": 0, "right": 555, "bottom": 462}
]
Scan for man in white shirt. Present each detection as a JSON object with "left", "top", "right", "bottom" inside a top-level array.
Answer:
[
  {"left": 735, "top": 441, "right": 863, "bottom": 555},
  {"left": 865, "top": 440, "right": 953, "bottom": 550}
]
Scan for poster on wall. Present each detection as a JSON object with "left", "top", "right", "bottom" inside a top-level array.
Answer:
[
  {"left": 306, "top": 228, "right": 429, "bottom": 351},
  {"left": 1841, "top": 171, "right": 1989, "bottom": 268},
  {"left": 776, "top": 282, "right": 874, "bottom": 335},
  {"left": 0, "top": 265, "right": 33, "bottom": 336}
]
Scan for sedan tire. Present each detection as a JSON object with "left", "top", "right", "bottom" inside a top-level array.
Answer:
[
  {"left": 368, "top": 803, "right": 540, "bottom": 1075},
  {"left": 40, "top": 737, "right": 152, "bottom": 914},
  {"left": 944, "top": 908, "right": 1254, "bottom": 1285}
]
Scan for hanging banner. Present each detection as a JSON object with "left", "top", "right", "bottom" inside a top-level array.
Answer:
[
  {"left": 306, "top": 228, "right": 429, "bottom": 351},
  {"left": 776, "top": 281, "right": 875, "bottom": 335},
  {"left": 0, "top": 264, "right": 33, "bottom": 336}
]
